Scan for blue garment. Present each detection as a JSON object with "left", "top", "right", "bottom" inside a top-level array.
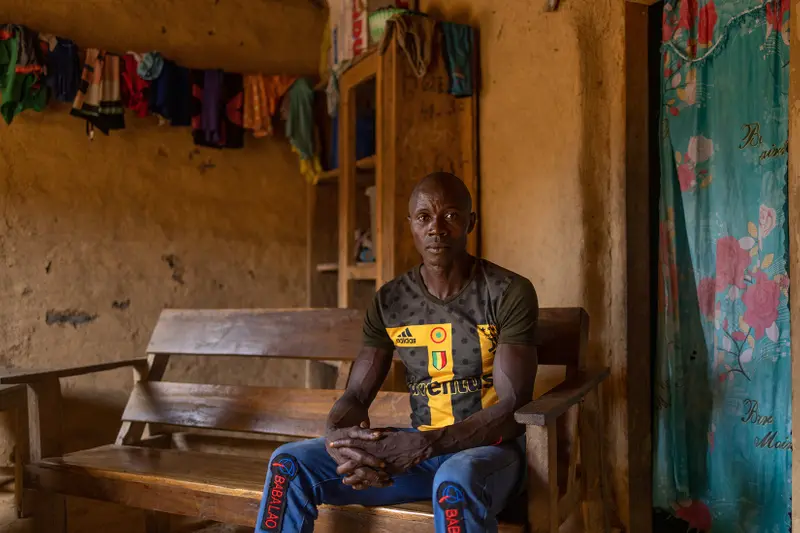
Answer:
[
  {"left": 148, "top": 60, "right": 191, "bottom": 126},
  {"left": 45, "top": 38, "right": 80, "bottom": 103},
  {"left": 255, "top": 436, "right": 524, "bottom": 533},
  {"left": 441, "top": 22, "right": 473, "bottom": 98}
]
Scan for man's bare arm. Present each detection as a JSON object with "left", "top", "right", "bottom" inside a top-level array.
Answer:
[
  {"left": 324, "top": 345, "right": 395, "bottom": 489},
  {"left": 326, "top": 345, "right": 394, "bottom": 430},
  {"left": 330, "top": 343, "right": 538, "bottom": 473}
]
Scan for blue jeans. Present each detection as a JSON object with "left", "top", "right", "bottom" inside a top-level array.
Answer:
[{"left": 254, "top": 435, "right": 525, "bottom": 533}]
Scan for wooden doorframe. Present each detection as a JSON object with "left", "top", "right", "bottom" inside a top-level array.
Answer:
[
  {"left": 789, "top": 1, "right": 799, "bottom": 529},
  {"left": 624, "top": 1, "right": 662, "bottom": 532}
]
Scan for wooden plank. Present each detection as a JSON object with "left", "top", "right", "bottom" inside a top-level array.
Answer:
[
  {"left": 116, "top": 354, "right": 170, "bottom": 446},
  {"left": 580, "top": 387, "right": 611, "bottom": 533},
  {"left": 790, "top": 1, "right": 800, "bottom": 530},
  {"left": 147, "top": 309, "right": 366, "bottom": 359},
  {"left": 335, "top": 361, "right": 354, "bottom": 389},
  {"left": 307, "top": 180, "right": 339, "bottom": 308},
  {"left": 344, "top": 49, "right": 378, "bottom": 87},
  {"left": 122, "top": 382, "right": 411, "bottom": 438},
  {"left": 0, "top": 385, "right": 30, "bottom": 518},
  {"left": 143, "top": 307, "right": 586, "bottom": 366},
  {"left": 338, "top": 69, "right": 358, "bottom": 308},
  {"left": 144, "top": 511, "right": 170, "bottom": 533},
  {"left": 28, "top": 379, "right": 65, "bottom": 533},
  {"left": 315, "top": 158, "right": 377, "bottom": 183},
  {"left": 0, "top": 358, "right": 147, "bottom": 384},
  {"left": 25, "top": 444, "right": 522, "bottom": 532},
  {"left": 376, "top": 40, "right": 397, "bottom": 288},
  {"left": 356, "top": 155, "right": 376, "bottom": 170},
  {"left": 457, "top": 27, "right": 479, "bottom": 257},
  {"left": 624, "top": 2, "right": 659, "bottom": 531},
  {"left": 514, "top": 369, "right": 610, "bottom": 426},
  {"left": 349, "top": 263, "right": 377, "bottom": 280},
  {"left": 526, "top": 423, "right": 558, "bottom": 533},
  {"left": 316, "top": 262, "right": 339, "bottom": 273}
]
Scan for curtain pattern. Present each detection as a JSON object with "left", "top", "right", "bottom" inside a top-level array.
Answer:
[{"left": 654, "top": 0, "right": 792, "bottom": 530}]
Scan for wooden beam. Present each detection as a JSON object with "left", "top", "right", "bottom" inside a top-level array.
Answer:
[
  {"left": 789, "top": 1, "right": 800, "bottom": 529},
  {"left": 526, "top": 423, "right": 558, "bottom": 533},
  {"left": 0, "top": 359, "right": 147, "bottom": 384},
  {"left": 623, "top": 1, "right": 661, "bottom": 532}
]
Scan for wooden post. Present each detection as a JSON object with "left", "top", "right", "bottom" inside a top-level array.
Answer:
[
  {"left": 526, "top": 422, "right": 558, "bottom": 533},
  {"left": 116, "top": 354, "right": 169, "bottom": 445},
  {"left": 580, "top": 388, "right": 611, "bottom": 533},
  {"left": 624, "top": 1, "right": 661, "bottom": 531},
  {"left": 144, "top": 510, "right": 171, "bottom": 533},
  {"left": 28, "top": 379, "right": 65, "bottom": 533}
]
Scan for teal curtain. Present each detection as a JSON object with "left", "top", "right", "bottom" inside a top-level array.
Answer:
[{"left": 655, "top": 0, "right": 792, "bottom": 531}]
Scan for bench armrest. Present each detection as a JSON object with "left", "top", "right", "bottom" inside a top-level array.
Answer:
[
  {"left": 514, "top": 368, "right": 610, "bottom": 426},
  {"left": 0, "top": 358, "right": 148, "bottom": 384}
]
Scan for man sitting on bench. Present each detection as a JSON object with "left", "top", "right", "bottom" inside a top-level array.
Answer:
[{"left": 256, "top": 172, "right": 539, "bottom": 533}]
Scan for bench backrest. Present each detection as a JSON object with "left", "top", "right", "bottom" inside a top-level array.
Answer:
[
  {"left": 124, "top": 307, "right": 588, "bottom": 440},
  {"left": 123, "top": 382, "right": 411, "bottom": 439},
  {"left": 146, "top": 307, "right": 588, "bottom": 367}
]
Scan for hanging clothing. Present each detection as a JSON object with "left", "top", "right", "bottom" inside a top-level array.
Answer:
[
  {"left": 285, "top": 78, "right": 321, "bottom": 183},
  {"left": 137, "top": 52, "right": 164, "bottom": 81},
  {"left": 654, "top": 1, "right": 791, "bottom": 531},
  {"left": 190, "top": 70, "right": 244, "bottom": 149},
  {"left": 441, "top": 22, "right": 474, "bottom": 98},
  {"left": 379, "top": 13, "right": 436, "bottom": 78},
  {"left": 71, "top": 49, "right": 125, "bottom": 136},
  {"left": 121, "top": 54, "right": 150, "bottom": 118},
  {"left": 45, "top": 38, "right": 80, "bottom": 103},
  {"left": 148, "top": 60, "right": 191, "bottom": 126},
  {"left": 0, "top": 25, "right": 48, "bottom": 124},
  {"left": 243, "top": 74, "right": 296, "bottom": 138}
]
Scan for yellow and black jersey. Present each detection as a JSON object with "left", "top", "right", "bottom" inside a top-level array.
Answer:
[{"left": 363, "top": 259, "right": 538, "bottom": 431}]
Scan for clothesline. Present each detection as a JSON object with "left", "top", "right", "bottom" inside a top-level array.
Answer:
[{"left": 0, "top": 23, "right": 322, "bottom": 182}]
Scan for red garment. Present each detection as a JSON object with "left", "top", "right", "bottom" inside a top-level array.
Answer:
[{"left": 120, "top": 54, "right": 150, "bottom": 118}]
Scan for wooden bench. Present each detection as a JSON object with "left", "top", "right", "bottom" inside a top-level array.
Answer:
[{"left": 6, "top": 307, "right": 611, "bottom": 533}]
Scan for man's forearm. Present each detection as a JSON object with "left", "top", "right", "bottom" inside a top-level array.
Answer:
[
  {"left": 326, "top": 345, "right": 394, "bottom": 431},
  {"left": 424, "top": 400, "right": 523, "bottom": 456},
  {"left": 326, "top": 391, "right": 371, "bottom": 430}
]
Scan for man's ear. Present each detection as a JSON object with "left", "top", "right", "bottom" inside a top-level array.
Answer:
[{"left": 467, "top": 212, "right": 477, "bottom": 234}]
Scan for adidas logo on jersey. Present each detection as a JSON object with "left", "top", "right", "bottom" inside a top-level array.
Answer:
[{"left": 395, "top": 327, "right": 417, "bottom": 345}]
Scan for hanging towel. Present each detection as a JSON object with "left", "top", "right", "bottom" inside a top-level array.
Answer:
[
  {"left": 121, "top": 54, "right": 150, "bottom": 117},
  {"left": 286, "top": 78, "right": 322, "bottom": 183},
  {"left": 0, "top": 25, "right": 49, "bottom": 124},
  {"left": 243, "top": 74, "right": 296, "bottom": 137},
  {"left": 379, "top": 13, "right": 436, "bottom": 78},
  {"left": 441, "top": 22, "right": 474, "bottom": 97},
  {"left": 137, "top": 52, "right": 164, "bottom": 81},
  {"left": 149, "top": 60, "right": 191, "bottom": 126},
  {"left": 45, "top": 38, "right": 80, "bottom": 103},
  {"left": 71, "top": 49, "right": 125, "bottom": 137},
  {"left": 200, "top": 69, "right": 224, "bottom": 145},
  {"left": 191, "top": 70, "right": 244, "bottom": 149}
]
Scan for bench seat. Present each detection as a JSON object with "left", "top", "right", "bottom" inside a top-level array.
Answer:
[{"left": 25, "top": 444, "right": 525, "bottom": 532}]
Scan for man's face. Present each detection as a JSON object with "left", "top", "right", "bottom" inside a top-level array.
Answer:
[{"left": 408, "top": 183, "right": 475, "bottom": 267}]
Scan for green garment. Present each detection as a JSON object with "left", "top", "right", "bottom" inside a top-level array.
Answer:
[{"left": 0, "top": 29, "right": 48, "bottom": 125}]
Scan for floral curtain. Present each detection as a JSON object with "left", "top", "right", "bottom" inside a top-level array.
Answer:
[{"left": 654, "top": 0, "right": 792, "bottom": 531}]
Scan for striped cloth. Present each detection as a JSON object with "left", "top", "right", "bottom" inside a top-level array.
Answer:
[{"left": 71, "top": 49, "right": 125, "bottom": 137}]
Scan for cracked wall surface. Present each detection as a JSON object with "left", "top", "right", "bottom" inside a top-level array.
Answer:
[
  {"left": 0, "top": 0, "right": 326, "bottom": 473},
  {"left": 0, "top": 106, "right": 310, "bottom": 461}
]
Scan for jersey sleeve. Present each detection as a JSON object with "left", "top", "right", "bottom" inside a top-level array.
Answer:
[
  {"left": 496, "top": 276, "right": 539, "bottom": 346},
  {"left": 362, "top": 293, "right": 395, "bottom": 350}
]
